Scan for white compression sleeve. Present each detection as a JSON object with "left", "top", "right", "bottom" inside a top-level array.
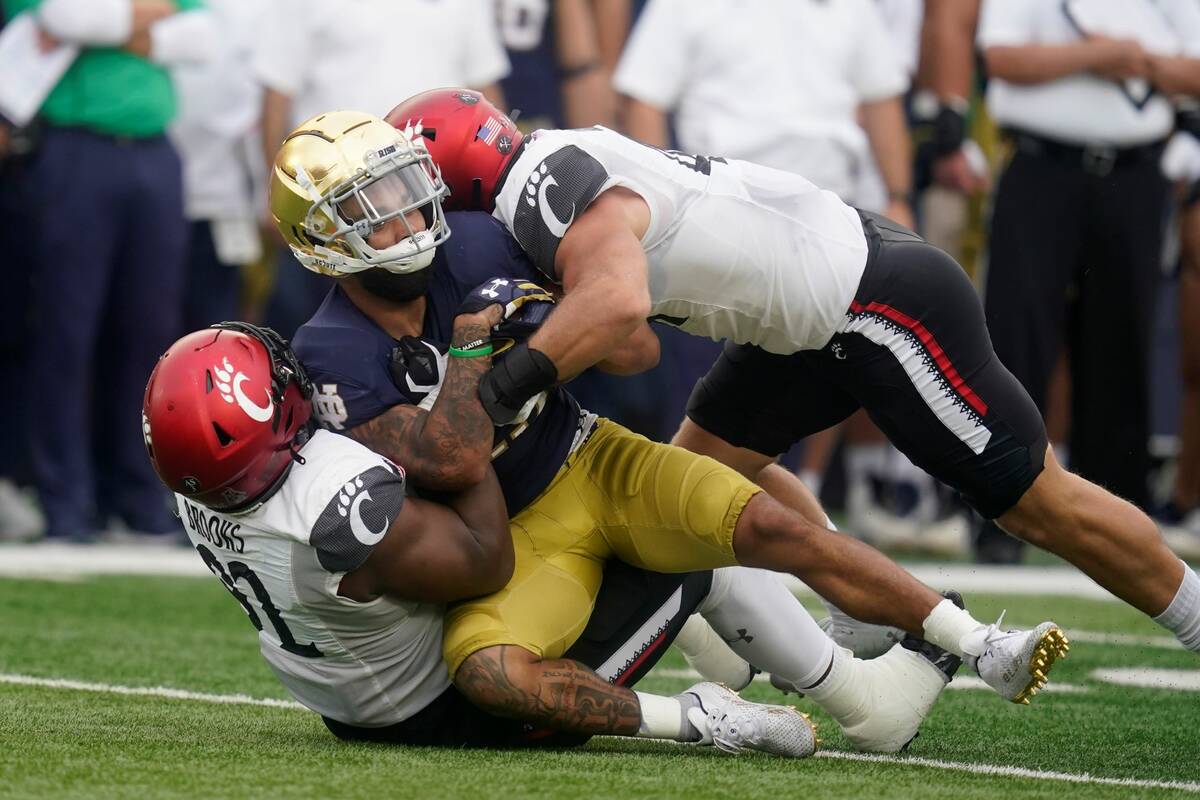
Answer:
[{"left": 698, "top": 566, "right": 835, "bottom": 690}]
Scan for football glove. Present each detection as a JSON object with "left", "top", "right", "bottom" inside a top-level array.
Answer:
[{"left": 457, "top": 277, "right": 556, "bottom": 354}]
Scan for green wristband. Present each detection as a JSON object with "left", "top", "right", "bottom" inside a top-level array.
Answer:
[{"left": 449, "top": 342, "right": 494, "bottom": 358}]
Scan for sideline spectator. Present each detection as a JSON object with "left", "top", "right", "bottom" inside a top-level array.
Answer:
[
  {"left": 170, "top": 0, "right": 267, "bottom": 332},
  {"left": 979, "top": 0, "right": 1200, "bottom": 560},
  {"left": 2, "top": 0, "right": 216, "bottom": 542},
  {"left": 498, "top": 0, "right": 617, "bottom": 130},
  {"left": 254, "top": 0, "right": 510, "bottom": 338}
]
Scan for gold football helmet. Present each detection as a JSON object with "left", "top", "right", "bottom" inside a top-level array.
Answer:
[{"left": 269, "top": 110, "right": 451, "bottom": 276}]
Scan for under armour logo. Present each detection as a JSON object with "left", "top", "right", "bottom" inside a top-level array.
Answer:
[
  {"left": 481, "top": 278, "right": 509, "bottom": 298},
  {"left": 722, "top": 628, "right": 755, "bottom": 645}
]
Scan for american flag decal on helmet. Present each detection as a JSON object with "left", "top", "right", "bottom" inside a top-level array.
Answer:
[{"left": 476, "top": 116, "right": 503, "bottom": 145}]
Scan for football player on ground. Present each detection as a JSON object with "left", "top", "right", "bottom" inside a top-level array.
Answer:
[
  {"left": 384, "top": 88, "right": 1200, "bottom": 661},
  {"left": 144, "top": 322, "right": 823, "bottom": 755},
  {"left": 268, "top": 111, "right": 1034, "bottom": 751}
]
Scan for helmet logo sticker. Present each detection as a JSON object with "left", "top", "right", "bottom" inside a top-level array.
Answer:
[
  {"left": 337, "top": 475, "right": 387, "bottom": 546},
  {"left": 497, "top": 134, "right": 513, "bottom": 155},
  {"left": 182, "top": 476, "right": 201, "bottom": 494},
  {"left": 141, "top": 412, "right": 153, "bottom": 450},
  {"left": 213, "top": 357, "right": 273, "bottom": 423},
  {"left": 456, "top": 92, "right": 479, "bottom": 104},
  {"left": 526, "top": 163, "right": 575, "bottom": 239},
  {"left": 476, "top": 117, "right": 503, "bottom": 145}
]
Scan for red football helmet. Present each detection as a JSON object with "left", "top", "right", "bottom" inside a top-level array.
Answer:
[
  {"left": 142, "top": 323, "right": 314, "bottom": 513},
  {"left": 385, "top": 88, "right": 523, "bottom": 213}
]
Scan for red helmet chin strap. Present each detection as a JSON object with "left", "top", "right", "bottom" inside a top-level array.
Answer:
[{"left": 385, "top": 88, "right": 524, "bottom": 213}]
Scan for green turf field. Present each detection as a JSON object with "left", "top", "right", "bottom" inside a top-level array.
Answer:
[{"left": 1, "top": 574, "right": 1198, "bottom": 799}]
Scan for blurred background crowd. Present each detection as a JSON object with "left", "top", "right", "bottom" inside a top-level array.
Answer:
[{"left": 1, "top": 0, "right": 1199, "bottom": 565}]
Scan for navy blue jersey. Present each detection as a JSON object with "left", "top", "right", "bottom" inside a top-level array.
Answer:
[
  {"left": 498, "top": 0, "right": 564, "bottom": 129},
  {"left": 293, "top": 212, "right": 581, "bottom": 514}
]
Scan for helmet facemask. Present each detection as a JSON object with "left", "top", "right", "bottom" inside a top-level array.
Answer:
[{"left": 296, "top": 138, "right": 452, "bottom": 276}]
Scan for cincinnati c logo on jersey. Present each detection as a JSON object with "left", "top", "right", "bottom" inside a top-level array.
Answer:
[
  {"left": 511, "top": 145, "right": 609, "bottom": 276},
  {"left": 212, "top": 357, "right": 273, "bottom": 423},
  {"left": 524, "top": 162, "right": 574, "bottom": 238},
  {"left": 310, "top": 464, "right": 407, "bottom": 572}
]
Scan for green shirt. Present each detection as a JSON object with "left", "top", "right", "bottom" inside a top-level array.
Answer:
[{"left": 2, "top": 0, "right": 204, "bottom": 138}]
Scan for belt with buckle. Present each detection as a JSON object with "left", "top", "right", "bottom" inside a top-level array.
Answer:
[{"left": 1010, "top": 131, "right": 1165, "bottom": 177}]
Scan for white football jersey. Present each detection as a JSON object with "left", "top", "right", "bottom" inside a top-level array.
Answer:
[
  {"left": 493, "top": 126, "right": 870, "bottom": 354},
  {"left": 176, "top": 429, "right": 449, "bottom": 727}
]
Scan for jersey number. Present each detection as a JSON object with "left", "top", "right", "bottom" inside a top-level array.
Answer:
[{"left": 196, "top": 543, "right": 324, "bottom": 658}]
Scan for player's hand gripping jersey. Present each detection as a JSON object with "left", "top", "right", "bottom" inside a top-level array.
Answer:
[
  {"left": 493, "top": 126, "right": 871, "bottom": 354},
  {"left": 176, "top": 429, "right": 448, "bottom": 727}
]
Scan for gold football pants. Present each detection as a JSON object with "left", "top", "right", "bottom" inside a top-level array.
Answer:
[{"left": 443, "top": 418, "right": 762, "bottom": 675}]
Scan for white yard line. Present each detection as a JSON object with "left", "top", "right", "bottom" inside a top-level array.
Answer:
[
  {"left": 814, "top": 751, "right": 1200, "bottom": 794},
  {"left": 2, "top": 671, "right": 1196, "bottom": 794},
  {"left": 1090, "top": 668, "right": 1200, "bottom": 692},
  {"left": 0, "top": 673, "right": 305, "bottom": 710}
]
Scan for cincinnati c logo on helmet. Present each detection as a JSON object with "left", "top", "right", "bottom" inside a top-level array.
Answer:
[{"left": 212, "top": 357, "right": 273, "bottom": 423}]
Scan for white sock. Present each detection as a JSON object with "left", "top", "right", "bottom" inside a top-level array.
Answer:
[
  {"left": 699, "top": 566, "right": 835, "bottom": 690},
  {"left": 921, "top": 598, "right": 985, "bottom": 659},
  {"left": 1153, "top": 564, "right": 1200, "bottom": 652},
  {"left": 634, "top": 692, "right": 698, "bottom": 741},
  {"left": 672, "top": 615, "right": 754, "bottom": 690}
]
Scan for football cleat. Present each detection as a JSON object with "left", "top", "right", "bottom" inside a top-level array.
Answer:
[
  {"left": 803, "top": 643, "right": 949, "bottom": 753},
  {"left": 817, "top": 609, "right": 906, "bottom": 660},
  {"left": 681, "top": 682, "right": 819, "bottom": 758},
  {"left": 963, "top": 615, "right": 1070, "bottom": 704}
]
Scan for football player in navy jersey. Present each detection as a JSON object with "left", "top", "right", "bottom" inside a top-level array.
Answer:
[
  {"left": 267, "top": 111, "right": 1007, "bottom": 755},
  {"left": 382, "top": 87, "right": 1200, "bottom": 665}
]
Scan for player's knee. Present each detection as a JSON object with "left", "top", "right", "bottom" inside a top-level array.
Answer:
[
  {"left": 453, "top": 645, "right": 541, "bottom": 715},
  {"left": 997, "top": 457, "right": 1084, "bottom": 548},
  {"left": 732, "top": 493, "right": 820, "bottom": 566}
]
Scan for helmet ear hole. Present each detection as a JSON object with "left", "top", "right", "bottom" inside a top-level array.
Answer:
[
  {"left": 205, "top": 370, "right": 214, "bottom": 393},
  {"left": 285, "top": 406, "right": 294, "bottom": 433},
  {"left": 422, "top": 127, "right": 437, "bottom": 141},
  {"left": 471, "top": 178, "right": 483, "bottom": 208},
  {"left": 212, "top": 422, "right": 234, "bottom": 447}
]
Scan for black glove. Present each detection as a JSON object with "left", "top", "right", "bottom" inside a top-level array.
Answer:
[
  {"left": 458, "top": 277, "right": 556, "bottom": 353},
  {"left": 478, "top": 343, "right": 559, "bottom": 426}
]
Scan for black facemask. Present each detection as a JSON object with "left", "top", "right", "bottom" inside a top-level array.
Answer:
[{"left": 356, "top": 264, "right": 434, "bottom": 303}]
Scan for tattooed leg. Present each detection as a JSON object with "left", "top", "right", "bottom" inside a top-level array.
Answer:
[{"left": 454, "top": 645, "right": 696, "bottom": 740}]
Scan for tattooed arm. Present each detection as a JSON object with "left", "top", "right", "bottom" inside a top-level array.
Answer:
[
  {"left": 455, "top": 645, "right": 641, "bottom": 736},
  {"left": 346, "top": 307, "right": 502, "bottom": 491}
]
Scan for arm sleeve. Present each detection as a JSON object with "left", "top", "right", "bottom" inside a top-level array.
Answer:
[
  {"left": 977, "top": 0, "right": 1038, "bottom": 49},
  {"left": 309, "top": 462, "right": 406, "bottom": 573},
  {"left": 253, "top": 0, "right": 311, "bottom": 95},
  {"left": 508, "top": 144, "right": 611, "bottom": 279},
  {"left": 460, "top": 0, "right": 510, "bottom": 87},
  {"left": 612, "top": 0, "right": 688, "bottom": 108},
  {"left": 848, "top": 0, "right": 909, "bottom": 102},
  {"left": 149, "top": 9, "right": 218, "bottom": 64},
  {"left": 36, "top": 0, "right": 131, "bottom": 45}
]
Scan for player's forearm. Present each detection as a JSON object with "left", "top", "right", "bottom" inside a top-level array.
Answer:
[
  {"left": 595, "top": 320, "right": 660, "bottom": 375},
  {"left": 528, "top": 275, "right": 649, "bottom": 381},
  {"left": 442, "top": 467, "right": 512, "bottom": 578},
  {"left": 455, "top": 645, "right": 641, "bottom": 735},
  {"left": 623, "top": 98, "right": 670, "bottom": 148},
  {"left": 1150, "top": 56, "right": 1200, "bottom": 96},
  {"left": 349, "top": 324, "right": 496, "bottom": 489}
]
